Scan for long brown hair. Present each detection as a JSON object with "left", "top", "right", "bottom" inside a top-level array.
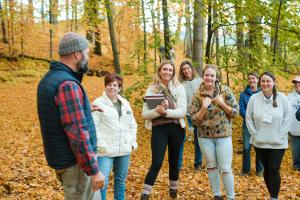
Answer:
[
  {"left": 259, "top": 71, "right": 278, "bottom": 107},
  {"left": 178, "top": 60, "right": 198, "bottom": 82}
]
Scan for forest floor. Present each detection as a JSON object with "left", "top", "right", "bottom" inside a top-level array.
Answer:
[{"left": 0, "top": 59, "right": 299, "bottom": 200}]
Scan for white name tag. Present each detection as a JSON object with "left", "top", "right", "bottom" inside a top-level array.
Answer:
[{"left": 262, "top": 114, "right": 272, "bottom": 124}]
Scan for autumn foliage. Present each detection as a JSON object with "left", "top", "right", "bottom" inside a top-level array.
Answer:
[{"left": 0, "top": 59, "right": 299, "bottom": 199}]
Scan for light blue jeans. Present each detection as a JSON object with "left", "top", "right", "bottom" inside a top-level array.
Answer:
[
  {"left": 55, "top": 164, "right": 101, "bottom": 200},
  {"left": 198, "top": 137, "right": 234, "bottom": 199},
  {"left": 97, "top": 154, "right": 130, "bottom": 200}
]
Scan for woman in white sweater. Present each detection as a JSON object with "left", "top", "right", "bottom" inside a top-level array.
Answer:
[
  {"left": 92, "top": 74, "right": 137, "bottom": 200},
  {"left": 246, "top": 72, "right": 292, "bottom": 200},
  {"left": 140, "top": 60, "right": 187, "bottom": 200}
]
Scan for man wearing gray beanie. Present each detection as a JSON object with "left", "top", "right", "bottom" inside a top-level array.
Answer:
[{"left": 37, "top": 32, "right": 104, "bottom": 200}]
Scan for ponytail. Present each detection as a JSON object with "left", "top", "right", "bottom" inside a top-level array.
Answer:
[{"left": 272, "top": 86, "right": 278, "bottom": 107}]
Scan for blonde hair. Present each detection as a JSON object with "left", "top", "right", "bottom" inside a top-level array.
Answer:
[
  {"left": 153, "top": 60, "right": 178, "bottom": 86},
  {"left": 202, "top": 64, "right": 220, "bottom": 80},
  {"left": 178, "top": 60, "right": 198, "bottom": 82}
]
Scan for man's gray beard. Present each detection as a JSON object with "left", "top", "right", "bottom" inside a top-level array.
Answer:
[{"left": 77, "top": 58, "right": 89, "bottom": 74}]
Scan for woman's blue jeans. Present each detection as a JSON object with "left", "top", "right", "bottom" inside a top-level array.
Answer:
[
  {"left": 242, "top": 122, "right": 264, "bottom": 173},
  {"left": 97, "top": 154, "right": 130, "bottom": 200}
]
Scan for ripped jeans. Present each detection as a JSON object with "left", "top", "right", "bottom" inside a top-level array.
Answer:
[{"left": 198, "top": 136, "right": 234, "bottom": 199}]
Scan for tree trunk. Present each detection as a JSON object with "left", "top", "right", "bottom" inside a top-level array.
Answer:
[
  {"left": 174, "top": 5, "right": 183, "bottom": 42},
  {"left": 141, "top": 0, "right": 147, "bottom": 70},
  {"left": 49, "top": 0, "right": 53, "bottom": 59},
  {"left": 26, "top": 0, "right": 34, "bottom": 24},
  {"left": 8, "top": 0, "right": 15, "bottom": 58},
  {"left": 51, "top": 0, "right": 58, "bottom": 25},
  {"left": 94, "top": 28, "right": 102, "bottom": 56},
  {"left": 20, "top": 0, "right": 24, "bottom": 56},
  {"left": 0, "top": 0, "right": 8, "bottom": 43},
  {"left": 223, "top": 27, "right": 229, "bottom": 86},
  {"left": 104, "top": 0, "right": 121, "bottom": 74},
  {"left": 213, "top": 1, "right": 220, "bottom": 66},
  {"left": 205, "top": 0, "right": 212, "bottom": 63},
  {"left": 162, "top": 0, "right": 171, "bottom": 60},
  {"left": 71, "top": 0, "right": 78, "bottom": 31},
  {"left": 156, "top": 0, "right": 161, "bottom": 63},
  {"left": 136, "top": 0, "right": 141, "bottom": 67},
  {"left": 85, "top": 0, "right": 102, "bottom": 56},
  {"left": 150, "top": 0, "right": 159, "bottom": 70},
  {"left": 248, "top": 14, "right": 263, "bottom": 69},
  {"left": 184, "top": 0, "right": 192, "bottom": 58},
  {"left": 66, "top": 0, "right": 69, "bottom": 31},
  {"left": 157, "top": 0, "right": 160, "bottom": 33},
  {"left": 41, "top": 0, "right": 45, "bottom": 31},
  {"left": 273, "top": 0, "right": 283, "bottom": 64},
  {"left": 235, "top": 2, "right": 244, "bottom": 74},
  {"left": 192, "top": 0, "right": 204, "bottom": 76}
]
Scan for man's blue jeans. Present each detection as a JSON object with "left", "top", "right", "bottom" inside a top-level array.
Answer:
[
  {"left": 242, "top": 122, "right": 263, "bottom": 173},
  {"left": 290, "top": 134, "right": 300, "bottom": 170},
  {"left": 178, "top": 116, "right": 202, "bottom": 169},
  {"left": 97, "top": 154, "right": 130, "bottom": 200}
]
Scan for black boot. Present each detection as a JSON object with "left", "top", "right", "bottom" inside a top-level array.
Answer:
[
  {"left": 140, "top": 193, "right": 150, "bottom": 200},
  {"left": 169, "top": 189, "right": 177, "bottom": 199}
]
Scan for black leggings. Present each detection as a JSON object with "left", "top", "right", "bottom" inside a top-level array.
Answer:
[
  {"left": 144, "top": 123, "right": 184, "bottom": 186},
  {"left": 255, "top": 147, "right": 285, "bottom": 198}
]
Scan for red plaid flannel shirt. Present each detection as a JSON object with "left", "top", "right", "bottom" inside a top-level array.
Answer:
[{"left": 55, "top": 81, "right": 99, "bottom": 175}]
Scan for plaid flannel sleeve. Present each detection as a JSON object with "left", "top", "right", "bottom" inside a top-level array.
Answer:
[{"left": 56, "top": 81, "right": 99, "bottom": 176}]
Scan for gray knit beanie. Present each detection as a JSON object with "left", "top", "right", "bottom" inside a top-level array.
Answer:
[{"left": 59, "top": 32, "right": 89, "bottom": 56}]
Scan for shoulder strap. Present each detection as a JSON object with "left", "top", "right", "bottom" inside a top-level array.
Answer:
[{"left": 158, "top": 85, "right": 177, "bottom": 103}]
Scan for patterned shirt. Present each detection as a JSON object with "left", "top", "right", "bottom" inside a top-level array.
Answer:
[
  {"left": 189, "top": 82, "right": 239, "bottom": 138},
  {"left": 55, "top": 81, "right": 98, "bottom": 175}
]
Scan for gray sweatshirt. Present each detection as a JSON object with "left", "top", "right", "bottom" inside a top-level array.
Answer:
[
  {"left": 181, "top": 77, "right": 202, "bottom": 114},
  {"left": 246, "top": 91, "right": 292, "bottom": 149}
]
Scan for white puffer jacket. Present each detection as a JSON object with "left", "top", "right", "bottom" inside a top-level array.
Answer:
[{"left": 92, "top": 92, "right": 138, "bottom": 157}]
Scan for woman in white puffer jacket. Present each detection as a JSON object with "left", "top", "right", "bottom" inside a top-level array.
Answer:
[{"left": 92, "top": 73, "right": 137, "bottom": 200}]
